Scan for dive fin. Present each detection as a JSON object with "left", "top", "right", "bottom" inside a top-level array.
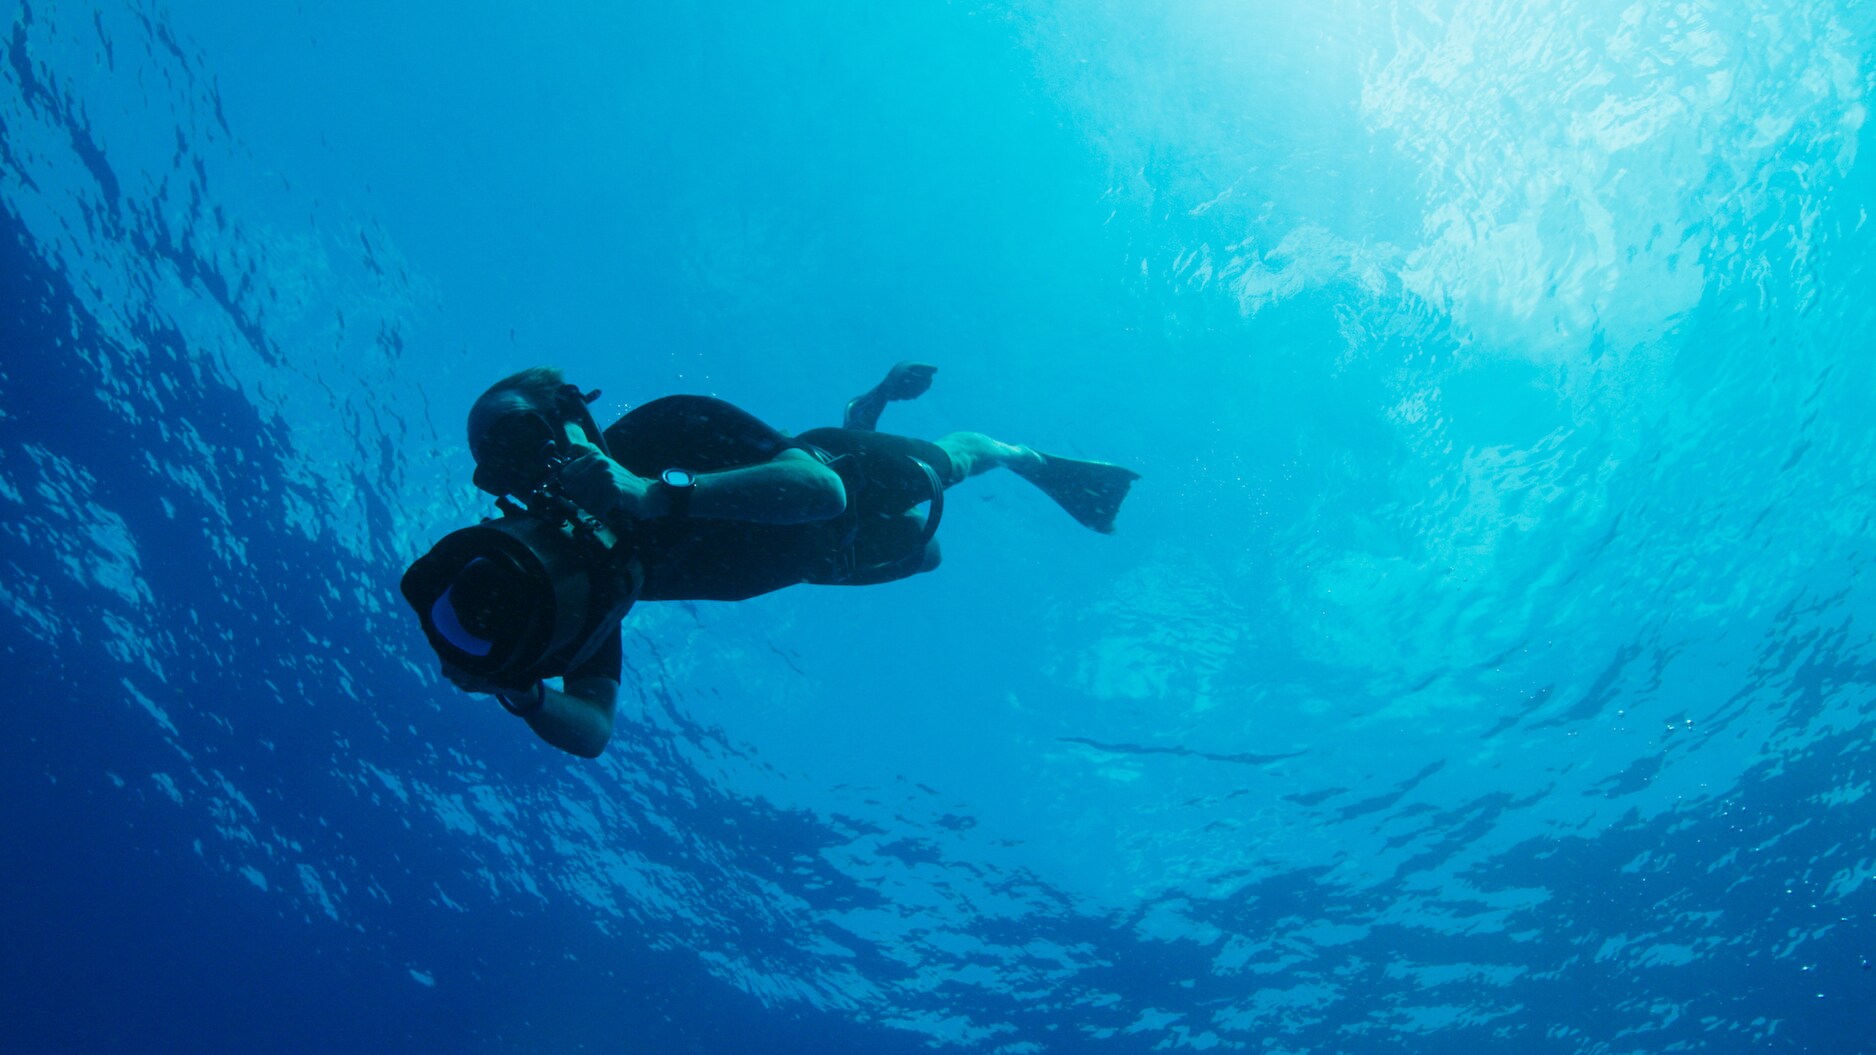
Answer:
[{"left": 1022, "top": 453, "right": 1140, "bottom": 534}]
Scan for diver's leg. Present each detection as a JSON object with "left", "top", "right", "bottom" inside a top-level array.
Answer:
[
  {"left": 844, "top": 362, "right": 938, "bottom": 431},
  {"left": 891, "top": 512, "right": 944, "bottom": 574},
  {"left": 934, "top": 431, "right": 1045, "bottom": 480},
  {"left": 937, "top": 431, "right": 1139, "bottom": 534}
]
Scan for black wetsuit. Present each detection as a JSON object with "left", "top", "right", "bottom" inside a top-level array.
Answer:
[{"left": 567, "top": 395, "right": 955, "bottom": 682}]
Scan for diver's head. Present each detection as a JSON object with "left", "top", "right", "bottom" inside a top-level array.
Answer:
[{"left": 468, "top": 367, "right": 608, "bottom": 496}]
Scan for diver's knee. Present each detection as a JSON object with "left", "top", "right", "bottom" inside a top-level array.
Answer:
[
  {"left": 919, "top": 537, "right": 942, "bottom": 573},
  {"left": 934, "top": 433, "right": 977, "bottom": 477},
  {"left": 936, "top": 432, "right": 1005, "bottom": 478}
]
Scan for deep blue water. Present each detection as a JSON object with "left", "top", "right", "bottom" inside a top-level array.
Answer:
[{"left": 4, "top": 2, "right": 1875, "bottom": 1052}]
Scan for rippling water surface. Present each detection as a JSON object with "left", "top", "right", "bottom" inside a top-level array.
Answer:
[{"left": 4, "top": 2, "right": 1873, "bottom": 1052}]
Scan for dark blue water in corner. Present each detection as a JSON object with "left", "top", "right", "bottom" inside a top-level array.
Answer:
[{"left": 4, "top": 3, "right": 1875, "bottom": 1052}]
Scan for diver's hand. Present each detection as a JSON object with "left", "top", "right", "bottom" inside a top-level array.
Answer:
[
  {"left": 879, "top": 361, "right": 937, "bottom": 400},
  {"left": 442, "top": 662, "right": 545, "bottom": 716},
  {"left": 557, "top": 441, "right": 659, "bottom": 520},
  {"left": 441, "top": 660, "right": 506, "bottom": 697}
]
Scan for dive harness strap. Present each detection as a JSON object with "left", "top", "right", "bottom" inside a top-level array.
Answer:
[
  {"left": 801, "top": 448, "right": 945, "bottom": 584},
  {"left": 908, "top": 457, "right": 945, "bottom": 554},
  {"left": 844, "top": 454, "right": 944, "bottom": 582}
]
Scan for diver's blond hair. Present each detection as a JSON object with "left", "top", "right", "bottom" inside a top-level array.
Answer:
[{"left": 467, "top": 366, "right": 564, "bottom": 446}]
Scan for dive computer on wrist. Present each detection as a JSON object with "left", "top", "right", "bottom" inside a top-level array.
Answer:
[
  {"left": 498, "top": 681, "right": 545, "bottom": 716},
  {"left": 655, "top": 468, "right": 696, "bottom": 519}
]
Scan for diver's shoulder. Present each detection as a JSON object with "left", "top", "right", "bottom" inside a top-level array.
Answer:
[{"left": 607, "top": 393, "right": 757, "bottom": 430}]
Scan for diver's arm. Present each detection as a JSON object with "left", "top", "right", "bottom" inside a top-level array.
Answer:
[
  {"left": 560, "top": 443, "right": 845, "bottom": 525},
  {"left": 442, "top": 661, "right": 617, "bottom": 759},
  {"left": 511, "top": 678, "right": 617, "bottom": 759},
  {"left": 679, "top": 448, "right": 846, "bottom": 523}
]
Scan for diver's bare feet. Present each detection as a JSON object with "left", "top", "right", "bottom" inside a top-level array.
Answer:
[
  {"left": 1002, "top": 442, "right": 1046, "bottom": 476},
  {"left": 878, "top": 361, "right": 937, "bottom": 400},
  {"left": 845, "top": 362, "right": 938, "bottom": 430}
]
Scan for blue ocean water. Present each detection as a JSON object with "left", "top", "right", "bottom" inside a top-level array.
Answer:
[{"left": 4, "top": 1, "right": 1874, "bottom": 1051}]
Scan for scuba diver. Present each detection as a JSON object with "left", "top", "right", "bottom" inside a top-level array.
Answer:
[{"left": 401, "top": 363, "right": 1139, "bottom": 758}]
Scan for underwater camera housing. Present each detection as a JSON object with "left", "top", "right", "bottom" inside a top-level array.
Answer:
[{"left": 400, "top": 481, "right": 640, "bottom": 691}]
